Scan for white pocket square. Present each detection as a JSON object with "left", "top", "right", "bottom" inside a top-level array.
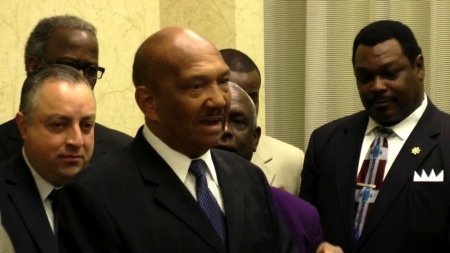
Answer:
[{"left": 413, "top": 169, "right": 444, "bottom": 182}]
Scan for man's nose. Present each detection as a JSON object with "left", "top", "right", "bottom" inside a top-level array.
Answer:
[
  {"left": 66, "top": 126, "right": 84, "bottom": 148},
  {"left": 205, "top": 83, "right": 228, "bottom": 108}
]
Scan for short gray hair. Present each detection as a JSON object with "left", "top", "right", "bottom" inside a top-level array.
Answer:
[
  {"left": 24, "top": 15, "right": 97, "bottom": 71},
  {"left": 19, "top": 64, "right": 92, "bottom": 122},
  {"left": 228, "top": 81, "right": 257, "bottom": 127}
]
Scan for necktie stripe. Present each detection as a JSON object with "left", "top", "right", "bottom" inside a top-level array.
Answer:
[{"left": 354, "top": 127, "right": 392, "bottom": 241}]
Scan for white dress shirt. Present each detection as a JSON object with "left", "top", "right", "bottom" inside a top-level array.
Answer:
[
  {"left": 357, "top": 94, "right": 428, "bottom": 179},
  {"left": 142, "top": 125, "right": 225, "bottom": 213},
  {"left": 22, "top": 148, "right": 59, "bottom": 233}
]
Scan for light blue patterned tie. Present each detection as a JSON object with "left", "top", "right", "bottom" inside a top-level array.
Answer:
[{"left": 189, "top": 159, "right": 227, "bottom": 245}]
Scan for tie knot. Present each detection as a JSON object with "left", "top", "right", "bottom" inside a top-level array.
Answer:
[
  {"left": 47, "top": 189, "right": 61, "bottom": 203},
  {"left": 189, "top": 159, "right": 207, "bottom": 179},
  {"left": 376, "top": 126, "right": 393, "bottom": 138}
]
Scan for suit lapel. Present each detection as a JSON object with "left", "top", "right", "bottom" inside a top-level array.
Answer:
[
  {"left": 251, "top": 151, "right": 276, "bottom": 184},
  {"left": 356, "top": 102, "right": 440, "bottom": 251},
  {"left": 5, "top": 154, "right": 57, "bottom": 253},
  {"left": 131, "top": 130, "right": 225, "bottom": 253},
  {"left": 212, "top": 150, "right": 244, "bottom": 253},
  {"left": 335, "top": 112, "right": 368, "bottom": 250}
]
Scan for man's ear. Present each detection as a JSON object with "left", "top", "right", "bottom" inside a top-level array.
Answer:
[
  {"left": 253, "top": 126, "right": 261, "bottom": 152},
  {"left": 135, "top": 86, "right": 159, "bottom": 121},
  {"left": 415, "top": 54, "right": 425, "bottom": 81},
  {"left": 26, "top": 56, "right": 41, "bottom": 75},
  {"left": 15, "top": 112, "right": 29, "bottom": 141}
]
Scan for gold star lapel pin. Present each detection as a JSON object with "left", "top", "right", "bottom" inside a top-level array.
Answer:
[{"left": 412, "top": 147, "right": 421, "bottom": 155}]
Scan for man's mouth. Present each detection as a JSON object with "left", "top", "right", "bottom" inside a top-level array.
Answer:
[{"left": 201, "top": 116, "right": 223, "bottom": 125}]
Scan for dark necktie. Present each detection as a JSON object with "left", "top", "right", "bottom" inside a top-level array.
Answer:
[
  {"left": 189, "top": 159, "right": 227, "bottom": 245},
  {"left": 354, "top": 126, "right": 393, "bottom": 241},
  {"left": 47, "top": 189, "right": 61, "bottom": 235}
]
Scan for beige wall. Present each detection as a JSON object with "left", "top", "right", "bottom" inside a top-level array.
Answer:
[{"left": 0, "top": 0, "right": 264, "bottom": 136}]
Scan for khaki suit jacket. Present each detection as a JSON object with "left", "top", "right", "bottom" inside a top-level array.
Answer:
[
  {"left": 0, "top": 223, "right": 14, "bottom": 253},
  {"left": 251, "top": 135, "right": 304, "bottom": 195}
]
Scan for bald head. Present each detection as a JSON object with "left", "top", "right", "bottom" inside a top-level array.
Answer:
[
  {"left": 133, "top": 27, "right": 231, "bottom": 158},
  {"left": 132, "top": 27, "right": 225, "bottom": 91},
  {"left": 229, "top": 82, "right": 257, "bottom": 127}
]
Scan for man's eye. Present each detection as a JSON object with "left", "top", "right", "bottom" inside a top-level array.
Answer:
[
  {"left": 357, "top": 74, "right": 373, "bottom": 84},
  {"left": 219, "top": 79, "right": 229, "bottom": 85},
  {"left": 50, "top": 122, "right": 66, "bottom": 128},
  {"left": 384, "top": 71, "right": 399, "bottom": 80},
  {"left": 231, "top": 118, "right": 246, "bottom": 125},
  {"left": 82, "top": 123, "right": 94, "bottom": 129}
]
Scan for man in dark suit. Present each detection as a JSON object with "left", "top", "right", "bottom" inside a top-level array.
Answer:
[
  {"left": 58, "top": 27, "right": 295, "bottom": 253},
  {"left": 300, "top": 20, "right": 450, "bottom": 252},
  {"left": 0, "top": 64, "right": 97, "bottom": 253},
  {"left": 0, "top": 15, "right": 131, "bottom": 164}
]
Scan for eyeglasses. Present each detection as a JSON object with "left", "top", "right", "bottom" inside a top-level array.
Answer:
[{"left": 43, "top": 58, "right": 105, "bottom": 80}]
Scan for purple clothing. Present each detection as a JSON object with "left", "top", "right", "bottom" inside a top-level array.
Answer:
[{"left": 271, "top": 187, "right": 324, "bottom": 253}]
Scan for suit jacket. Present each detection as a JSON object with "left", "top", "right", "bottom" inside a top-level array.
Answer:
[
  {"left": 299, "top": 100, "right": 450, "bottom": 253},
  {"left": 271, "top": 187, "right": 323, "bottom": 253},
  {"left": 0, "top": 119, "right": 132, "bottom": 163},
  {"left": 0, "top": 153, "right": 57, "bottom": 253},
  {"left": 252, "top": 135, "right": 305, "bottom": 195},
  {"left": 58, "top": 127, "right": 296, "bottom": 253},
  {"left": 0, "top": 223, "right": 14, "bottom": 253}
]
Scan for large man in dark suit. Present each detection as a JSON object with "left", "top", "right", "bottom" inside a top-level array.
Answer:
[
  {"left": 0, "top": 15, "right": 131, "bottom": 164},
  {"left": 300, "top": 20, "right": 450, "bottom": 252},
  {"left": 0, "top": 64, "right": 97, "bottom": 253},
  {"left": 58, "top": 27, "right": 295, "bottom": 253}
]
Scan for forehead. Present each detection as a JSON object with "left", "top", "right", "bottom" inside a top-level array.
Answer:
[
  {"left": 176, "top": 51, "right": 229, "bottom": 79},
  {"left": 354, "top": 39, "right": 407, "bottom": 69},
  {"left": 230, "top": 88, "right": 254, "bottom": 115},
  {"left": 33, "top": 79, "right": 95, "bottom": 114},
  {"left": 45, "top": 28, "right": 98, "bottom": 61},
  {"left": 229, "top": 70, "right": 261, "bottom": 92}
]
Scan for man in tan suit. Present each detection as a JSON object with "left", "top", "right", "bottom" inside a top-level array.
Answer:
[
  {"left": 0, "top": 223, "right": 14, "bottom": 253},
  {"left": 220, "top": 49, "right": 304, "bottom": 195}
]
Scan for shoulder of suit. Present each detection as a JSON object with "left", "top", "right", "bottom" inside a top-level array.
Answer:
[
  {"left": 95, "top": 123, "right": 133, "bottom": 144},
  {"left": 260, "top": 136, "right": 303, "bottom": 154},
  {"left": 211, "top": 148, "right": 265, "bottom": 177},
  {"left": 309, "top": 110, "right": 367, "bottom": 140},
  {"left": 0, "top": 119, "right": 17, "bottom": 138}
]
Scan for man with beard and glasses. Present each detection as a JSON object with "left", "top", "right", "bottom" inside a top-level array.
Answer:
[
  {"left": 300, "top": 20, "right": 450, "bottom": 252},
  {"left": 0, "top": 15, "right": 132, "bottom": 164},
  {"left": 57, "top": 27, "right": 296, "bottom": 253}
]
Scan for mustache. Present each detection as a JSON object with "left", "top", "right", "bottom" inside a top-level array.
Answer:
[{"left": 205, "top": 109, "right": 225, "bottom": 117}]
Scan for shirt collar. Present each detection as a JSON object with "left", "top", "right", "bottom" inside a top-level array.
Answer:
[
  {"left": 142, "top": 125, "right": 219, "bottom": 186},
  {"left": 365, "top": 94, "right": 428, "bottom": 140},
  {"left": 22, "top": 148, "right": 57, "bottom": 201}
]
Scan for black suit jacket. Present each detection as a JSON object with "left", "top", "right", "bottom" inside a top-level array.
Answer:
[
  {"left": 0, "top": 119, "right": 133, "bottom": 163},
  {"left": 58, "top": 127, "right": 295, "bottom": 253},
  {"left": 0, "top": 153, "right": 57, "bottom": 253},
  {"left": 300, "top": 100, "right": 450, "bottom": 253}
]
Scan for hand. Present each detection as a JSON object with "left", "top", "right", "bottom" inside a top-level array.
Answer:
[{"left": 316, "top": 242, "right": 344, "bottom": 253}]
